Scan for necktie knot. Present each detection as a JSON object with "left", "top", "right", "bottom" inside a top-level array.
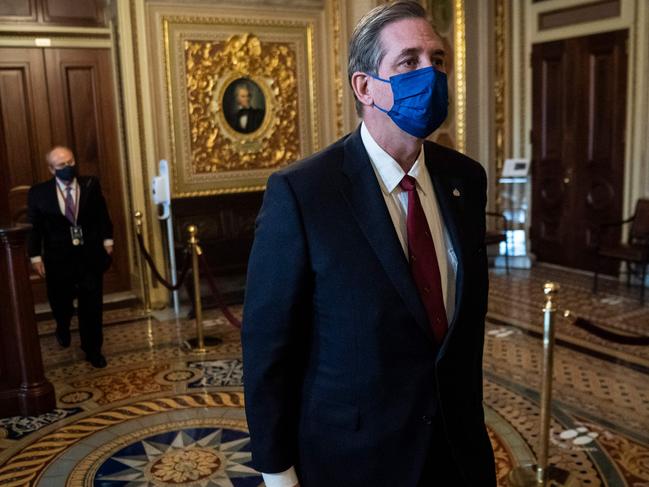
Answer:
[
  {"left": 399, "top": 175, "right": 417, "bottom": 192},
  {"left": 65, "top": 184, "right": 72, "bottom": 194}
]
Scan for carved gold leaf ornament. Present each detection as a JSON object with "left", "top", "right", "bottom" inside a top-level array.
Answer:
[{"left": 184, "top": 33, "right": 300, "bottom": 174}]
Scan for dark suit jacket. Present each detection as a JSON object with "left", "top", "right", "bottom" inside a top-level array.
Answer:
[
  {"left": 27, "top": 176, "right": 113, "bottom": 273},
  {"left": 242, "top": 126, "right": 495, "bottom": 487}
]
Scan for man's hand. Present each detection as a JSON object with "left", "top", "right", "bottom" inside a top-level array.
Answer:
[
  {"left": 104, "top": 245, "right": 114, "bottom": 256},
  {"left": 32, "top": 261, "right": 45, "bottom": 278}
]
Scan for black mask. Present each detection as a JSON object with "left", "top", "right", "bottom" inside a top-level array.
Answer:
[{"left": 55, "top": 165, "right": 76, "bottom": 182}]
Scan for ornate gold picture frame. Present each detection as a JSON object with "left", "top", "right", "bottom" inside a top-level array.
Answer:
[{"left": 163, "top": 16, "right": 318, "bottom": 196}]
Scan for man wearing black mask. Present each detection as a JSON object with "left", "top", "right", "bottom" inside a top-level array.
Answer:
[{"left": 28, "top": 146, "right": 113, "bottom": 368}]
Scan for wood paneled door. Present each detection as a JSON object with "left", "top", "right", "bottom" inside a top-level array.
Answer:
[
  {"left": 0, "top": 0, "right": 106, "bottom": 27},
  {"left": 0, "top": 47, "right": 129, "bottom": 301},
  {"left": 531, "top": 30, "right": 628, "bottom": 274}
]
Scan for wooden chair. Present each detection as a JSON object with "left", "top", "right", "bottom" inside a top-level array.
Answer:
[
  {"left": 485, "top": 211, "right": 510, "bottom": 274},
  {"left": 8, "top": 186, "right": 30, "bottom": 225},
  {"left": 593, "top": 199, "right": 649, "bottom": 304}
]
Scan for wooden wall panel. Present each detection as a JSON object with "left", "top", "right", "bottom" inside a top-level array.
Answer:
[
  {"left": 0, "top": 48, "right": 52, "bottom": 213},
  {"left": 0, "top": 71, "right": 37, "bottom": 187},
  {"left": 540, "top": 54, "right": 564, "bottom": 161},
  {"left": 0, "top": 0, "right": 104, "bottom": 27},
  {"left": 40, "top": 0, "right": 105, "bottom": 27},
  {"left": 0, "top": 0, "right": 37, "bottom": 22},
  {"left": 532, "top": 40, "right": 567, "bottom": 248},
  {"left": 64, "top": 68, "right": 101, "bottom": 178},
  {"left": 173, "top": 193, "right": 263, "bottom": 278}
]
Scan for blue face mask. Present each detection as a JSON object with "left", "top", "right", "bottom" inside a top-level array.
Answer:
[{"left": 369, "top": 66, "right": 448, "bottom": 139}]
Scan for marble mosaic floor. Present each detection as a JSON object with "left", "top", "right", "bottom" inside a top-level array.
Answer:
[{"left": 0, "top": 265, "right": 647, "bottom": 486}]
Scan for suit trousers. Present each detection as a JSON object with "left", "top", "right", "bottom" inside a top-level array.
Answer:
[
  {"left": 417, "top": 414, "right": 467, "bottom": 487},
  {"left": 45, "top": 255, "right": 104, "bottom": 355}
]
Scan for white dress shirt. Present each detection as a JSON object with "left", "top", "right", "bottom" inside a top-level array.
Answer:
[
  {"left": 30, "top": 177, "right": 114, "bottom": 264},
  {"left": 260, "top": 124, "right": 457, "bottom": 487}
]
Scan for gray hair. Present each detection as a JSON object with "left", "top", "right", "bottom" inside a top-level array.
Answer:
[{"left": 348, "top": 1, "right": 430, "bottom": 117}]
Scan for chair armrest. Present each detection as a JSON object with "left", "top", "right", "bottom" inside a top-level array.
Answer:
[
  {"left": 594, "top": 215, "right": 636, "bottom": 251},
  {"left": 600, "top": 215, "right": 635, "bottom": 229}
]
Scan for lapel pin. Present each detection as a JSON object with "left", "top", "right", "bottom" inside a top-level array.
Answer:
[{"left": 453, "top": 188, "right": 461, "bottom": 197}]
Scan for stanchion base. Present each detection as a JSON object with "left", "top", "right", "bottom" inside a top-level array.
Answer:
[
  {"left": 508, "top": 465, "right": 581, "bottom": 486},
  {"left": 184, "top": 336, "right": 222, "bottom": 353}
]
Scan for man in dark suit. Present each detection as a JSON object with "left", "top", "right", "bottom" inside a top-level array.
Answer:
[
  {"left": 242, "top": 2, "right": 495, "bottom": 486},
  {"left": 28, "top": 146, "right": 113, "bottom": 368},
  {"left": 226, "top": 83, "right": 265, "bottom": 134}
]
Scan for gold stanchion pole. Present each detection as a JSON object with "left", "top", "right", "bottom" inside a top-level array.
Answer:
[
  {"left": 537, "top": 282, "right": 558, "bottom": 484},
  {"left": 508, "top": 282, "right": 580, "bottom": 487},
  {"left": 188, "top": 225, "right": 206, "bottom": 353},
  {"left": 134, "top": 211, "right": 151, "bottom": 312}
]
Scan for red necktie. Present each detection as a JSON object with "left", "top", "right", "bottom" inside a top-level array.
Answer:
[{"left": 399, "top": 175, "right": 448, "bottom": 344}]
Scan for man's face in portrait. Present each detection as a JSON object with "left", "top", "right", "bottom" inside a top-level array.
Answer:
[{"left": 236, "top": 86, "right": 252, "bottom": 109}]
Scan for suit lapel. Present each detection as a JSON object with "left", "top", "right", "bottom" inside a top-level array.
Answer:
[
  {"left": 339, "top": 128, "right": 433, "bottom": 344},
  {"left": 424, "top": 143, "right": 466, "bottom": 358},
  {"left": 47, "top": 178, "right": 69, "bottom": 222}
]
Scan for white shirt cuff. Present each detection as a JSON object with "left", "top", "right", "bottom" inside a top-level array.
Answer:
[
  {"left": 103, "top": 239, "right": 114, "bottom": 247},
  {"left": 31, "top": 256, "right": 42, "bottom": 264},
  {"left": 262, "top": 466, "right": 298, "bottom": 487}
]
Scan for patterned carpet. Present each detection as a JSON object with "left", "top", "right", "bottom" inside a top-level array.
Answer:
[{"left": 0, "top": 266, "right": 647, "bottom": 486}]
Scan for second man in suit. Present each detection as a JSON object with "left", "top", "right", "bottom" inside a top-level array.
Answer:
[{"left": 28, "top": 146, "right": 113, "bottom": 368}]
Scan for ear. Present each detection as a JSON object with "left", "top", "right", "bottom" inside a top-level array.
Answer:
[{"left": 351, "top": 71, "right": 374, "bottom": 110}]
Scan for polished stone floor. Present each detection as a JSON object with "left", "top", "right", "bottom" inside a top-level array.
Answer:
[{"left": 0, "top": 265, "right": 647, "bottom": 486}]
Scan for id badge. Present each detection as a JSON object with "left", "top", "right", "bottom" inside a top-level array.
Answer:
[{"left": 70, "top": 226, "right": 84, "bottom": 246}]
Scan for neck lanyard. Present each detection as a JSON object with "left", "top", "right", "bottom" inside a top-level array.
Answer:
[{"left": 56, "top": 180, "right": 80, "bottom": 224}]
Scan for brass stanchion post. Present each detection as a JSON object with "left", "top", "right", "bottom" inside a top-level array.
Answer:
[
  {"left": 185, "top": 225, "right": 221, "bottom": 352},
  {"left": 188, "top": 225, "right": 206, "bottom": 353},
  {"left": 537, "top": 282, "right": 558, "bottom": 484},
  {"left": 508, "top": 282, "right": 580, "bottom": 487},
  {"left": 134, "top": 211, "right": 151, "bottom": 312}
]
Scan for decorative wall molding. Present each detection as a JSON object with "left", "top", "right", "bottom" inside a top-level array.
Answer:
[
  {"left": 493, "top": 0, "right": 509, "bottom": 210},
  {"left": 453, "top": 0, "right": 467, "bottom": 153},
  {"left": 115, "top": 0, "right": 167, "bottom": 306}
]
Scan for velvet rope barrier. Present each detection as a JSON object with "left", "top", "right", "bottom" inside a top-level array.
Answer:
[
  {"left": 198, "top": 252, "right": 242, "bottom": 329},
  {"left": 135, "top": 232, "right": 191, "bottom": 291},
  {"left": 572, "top": 316, "right": 649, "bottom": 346}
]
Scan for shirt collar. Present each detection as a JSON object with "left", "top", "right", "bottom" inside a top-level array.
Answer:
[
  {"left": 56, "top": 177, "right": 77, "bottom": 190},
  {"left": 360, "top": 122, "right": 426, "bottom": 195}
]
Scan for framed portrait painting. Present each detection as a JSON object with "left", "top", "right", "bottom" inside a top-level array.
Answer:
[{"left": 163, "top": 15, "right": 320, "bottom": 196}]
